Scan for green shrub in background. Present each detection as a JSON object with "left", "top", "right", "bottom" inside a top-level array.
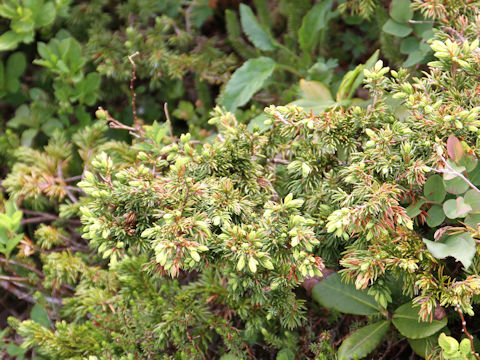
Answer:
[{"left": 3, "top": 0, "right": 480, "bottom": 359}]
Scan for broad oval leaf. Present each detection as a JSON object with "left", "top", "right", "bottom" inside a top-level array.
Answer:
[
  {"left": 423, "top": 233, "right": 476, "bottom": 269},
  {"left": 382, "top": 19, "right": 412, "bottom": 38},
  {"left": 464, "top": 189, "right": 480, "bottom": 211},
  {"left": 390, "top": 0, "right": 413, "bottom": 23},
  {"left": 467, "top": 163, "right": 480, "bottom": 186},
  {"left": 239, "top": 4, "right": 274, "bottom": 51},
  {"left": 444, "top": 176, "right": 469, "bottom": 195},
  {"left": 408, "top": 332, "right": 440, "bottom": 358},
  {"left": 0, "top": 30, "right": 23, "bottom": 51},
  {"left": 392, "top": 302, "right": 447, "bottom": 339},
  {"left": 443, "top": 197, "right": 472, "bottom": 219},
  {"left": 400, "top": 37, "right": 420, "bottom": 55},
  {"left": 337, "top": 321, "right": 390, "bottom": 360},
  {"left": 220, "top": 57, "right": 276, "bottom": 111},
  {"left": 312, "top": 273, "right": 381, "bottom": 315},
  {"left": 424, "top": 175, "right": 446, "bottom": 203},
  {"left": 426, "top": 205, "right": 445, "bottom": 228},
  {"left": 465, "top": 213, "right": 480, "bottom": 228}
]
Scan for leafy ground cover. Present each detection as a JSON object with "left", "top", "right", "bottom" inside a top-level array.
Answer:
[{"left": 2, "top": 0, "right": 480, "bottom": 359}]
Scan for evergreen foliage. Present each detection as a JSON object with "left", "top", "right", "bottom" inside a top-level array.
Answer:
[{"left": 3, "top": 0, "right": 480, "bottom": 359}]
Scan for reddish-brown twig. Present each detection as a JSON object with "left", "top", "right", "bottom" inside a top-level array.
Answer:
[
  {"left": 456, "top": 306, "right": 480, "bottom": 360},
  {"left": 128, "top": 51, "right": 140, "bottom": 128}
]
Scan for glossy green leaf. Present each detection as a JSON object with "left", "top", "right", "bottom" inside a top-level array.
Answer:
[
  {"left": 423, "top": 233, "right": 476, "bottom": 269},
  {"left": 312, "top": 273, "right": 381, "bottom": 315},
  {"left": 239, "top": 4, "right": 275, "bottom": 51},
  {"left": 408, "top": 332, "right": 439, "bottom": 358},
  {"left": 443, "top": 197, "right": 472, "bottom": 219},
  {"left": 0, "top": 30, "right": 23, "bottom": 51},
  {"left": 337, "top": 321, "right": 390, "bottom": 360},
  {"left": 220, "top": 57, "right": 275, "bottom": 111},
  {"left": 392, "top": 301, "right": 447, "bottom": 339},
  {"left": 426, "top": 205, "right": 445, "bottom": 228},
  {"left": 424, "top": 175, "right": 446, "bottom": 203},
  {"left": 382, "top": 19, "right": 412, "bottom": 38},
  {"left": 298, "top": 0, "right": 334, "bottom": 54},
  {"left": 390, "top": 0, "right": 413, "bottom": 23}
]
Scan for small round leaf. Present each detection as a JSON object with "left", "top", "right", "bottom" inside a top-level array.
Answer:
[{"left": 424, "top": 175, "right": 446, "bottom": 202}]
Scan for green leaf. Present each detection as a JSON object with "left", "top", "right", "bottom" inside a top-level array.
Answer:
[
  {"left": 423, "top": 233, "right": 476, "bottom": 269},
  {"left": 444, "top": 176, "right": 469, "bottom": 195},
  {"left": 312, "top": 273, "right": 381, "bottom": 315},
  {"left": 406, "top": 199, "right": 426, "bottom": 218},
  {"left": 426, "top": 205, "right": 445, "bottom": 228},
  {"left": 0, "top": 30, "right": 23, "bottom": 51},
  {"left": 467, "top": 163, "right": 480, "bottom": 186},
  {"left": 408, "top": 332, "right": 440, "bottom": 358},
  {"left": 464, "top": 189, "right": 480, "bottom": 211},
  {"left": 382, "top": 19, "right": 412, "bottom": 38},
  {"left": 438, "top": 333, "right": 459, "bottom": 354},
  {"left": 337, "top": 321, "right": 390, "bottom": 360},
  {"left": 403, "top": 50, "right": 426, "bottom": 67},
  {"left": 299, "top": 79, "right": 333, "bottom": 101},
  {"left": 6, "top": 52, "right": 27, "bottom": 78},
  {"left": 220, "top": 56, "right": 275, "bottom": 111},
  {"left": 34, "top": 2, "right": 56, "bottom": 27},
  {"left": 390, "top": 0, "right": 413, "bottom": 23},
  {"left": 465, "top": 213, "right": 480, "bottom": 229},
  {"left": 400, "top": 37, "right": 420, "bottom": 54},
  {"left": 459, "top": 154, "right": 478, "bottom": 172},
  {"left": 424, "top": 175, "right": 446, "bottom": 203},
  {"left": 392, "top": 301, "right": 447, "bottom": 339},
  {"left": 239, "top": 4, "right": 274, "bottom": 51},
  {"left": 336, "top": 50, "right": 379, "bottom": 101},
  {"left": 298, "top": 0, "right": 334, "bottom": 54},
  {"left": 443, "top": 197, "right": 472, "bottom": 219},
  {"left": 276, "top": 348, "right": 295, "bottom": 360},
  {"left": 30, "top": 304, "right": 51, "bottom": 328},
  {"left": 412, "top": 20, "right": 433, "bottom": 39}
]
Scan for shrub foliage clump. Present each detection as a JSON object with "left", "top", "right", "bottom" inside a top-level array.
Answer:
[{"left": 4, "top": 0, "right": 480, "bottom": 359}]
